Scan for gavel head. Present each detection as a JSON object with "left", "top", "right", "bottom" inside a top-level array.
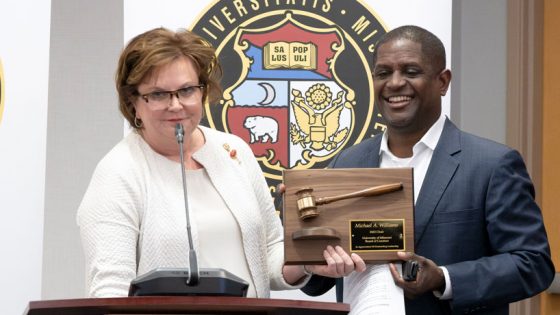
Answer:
[{"left": 295, "top": 187, "right": 319, "bottom": 220}]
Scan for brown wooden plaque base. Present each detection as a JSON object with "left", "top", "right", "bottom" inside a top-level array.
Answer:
[{"left": 283, "top": 168, "right": 414, "bottom": 264}]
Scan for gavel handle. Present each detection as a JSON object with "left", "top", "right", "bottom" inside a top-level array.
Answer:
[{"left": 316, "top": 182, "right": 403, "bottom": 205}]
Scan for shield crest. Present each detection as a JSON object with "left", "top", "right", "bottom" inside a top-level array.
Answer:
[{"left": 221, "top": 13, "right": 356, "bottom": 172}]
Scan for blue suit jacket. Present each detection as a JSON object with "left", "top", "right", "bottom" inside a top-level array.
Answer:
[{"left": 302, "top": 119, "right": 554, "bottom": 315}]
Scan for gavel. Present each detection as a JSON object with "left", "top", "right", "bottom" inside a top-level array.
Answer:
[{"left": 295, "top": 182, "right": 403, "bottom": 220}]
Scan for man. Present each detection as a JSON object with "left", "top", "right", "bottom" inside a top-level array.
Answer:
[{"left": 302, "top": 25, "right": 554, "bottom": 314}]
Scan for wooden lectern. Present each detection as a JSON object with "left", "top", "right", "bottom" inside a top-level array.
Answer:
[{"left": 25, "top": 296, "right": 349, "bottom": 315}]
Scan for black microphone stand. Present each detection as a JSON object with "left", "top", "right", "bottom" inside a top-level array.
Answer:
[{"left": 175, "top": 123, "right": 199, "bottom": 285}]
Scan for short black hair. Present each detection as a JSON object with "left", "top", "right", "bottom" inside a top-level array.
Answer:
[{"left": 372, "top": 25, "right": 446, "bottom": 73}]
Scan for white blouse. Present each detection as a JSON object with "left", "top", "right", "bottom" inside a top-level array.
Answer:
[{"left": 187, "top": 168, "right": 257, "bottom": 297}]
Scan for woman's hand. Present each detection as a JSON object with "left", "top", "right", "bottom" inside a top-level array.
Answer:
[
  {"left": 307, "top": 245, "right": 367, "bottom": 278},
  {"left": 282, "top": 245, "right": 366, "bottom": 284}
]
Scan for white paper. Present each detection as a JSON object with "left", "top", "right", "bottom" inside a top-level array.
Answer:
[{"left": 344, "top": 264, "right": 405, "bottom": 315}]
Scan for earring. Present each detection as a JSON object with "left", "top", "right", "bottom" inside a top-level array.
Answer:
[{"left": 134, "top": 117, "right": 143, "bottom": 128}]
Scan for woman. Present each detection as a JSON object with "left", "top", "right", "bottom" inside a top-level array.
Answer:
[{"left": 77, "top": 27, "right": 365, "bottom": 298}]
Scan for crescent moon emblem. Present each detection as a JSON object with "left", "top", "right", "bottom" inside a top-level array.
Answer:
[{"left": 258, "top": 82, "right": 276, "bottom": 105}]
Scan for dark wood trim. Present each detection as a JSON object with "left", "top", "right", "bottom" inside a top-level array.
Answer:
[
  {"left": 506, "top": 0, "right": 544, "bottom": 314},
  {"left": 506, "top": 0, "right": 543, "bottom": 190},
  {"left": 25, "top": 296, "right": 349, "bottom": 315}
]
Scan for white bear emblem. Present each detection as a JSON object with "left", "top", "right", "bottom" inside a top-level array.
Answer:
[{"left": 243, "top": 116, "right": 278, "bottom": 143}]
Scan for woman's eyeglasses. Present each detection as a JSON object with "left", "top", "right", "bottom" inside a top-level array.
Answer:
[{"left": 139, "top": 84, "right": 204, "bottom": 109}]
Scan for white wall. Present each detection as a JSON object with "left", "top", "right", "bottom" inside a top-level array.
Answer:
[{"left": 0, "top": 1, "right": 51, "bottom": 313}]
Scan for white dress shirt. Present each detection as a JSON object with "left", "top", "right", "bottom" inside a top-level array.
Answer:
[{"left": 379, "top": 114, "right": 452, "bottom": 300}]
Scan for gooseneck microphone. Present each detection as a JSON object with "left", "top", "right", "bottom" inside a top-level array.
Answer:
[
  {"left": 128, "top": 124, "right": 249, "bottom": 297},
  {"left": 175, "top": 123, "right": 199, "bottom": 285}
]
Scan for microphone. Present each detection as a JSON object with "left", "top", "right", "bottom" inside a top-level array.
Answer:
[
  {"left": 128, "top": 123, "right": 249, "bottom": 297},
  {"left": 175, "top": 123, "right": 199, "bottom": 285}
]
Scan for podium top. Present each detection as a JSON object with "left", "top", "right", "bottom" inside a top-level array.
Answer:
[{"left": 26, "top": 296, "right": 349, "bottom": 315}]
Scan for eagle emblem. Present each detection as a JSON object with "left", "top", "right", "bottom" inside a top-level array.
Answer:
[{"left": 290, "top": 84, "right": 349, "bottom": 152}]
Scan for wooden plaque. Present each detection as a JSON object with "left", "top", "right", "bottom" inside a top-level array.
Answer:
[{"left": 283, "top": 168, "right": 414, "bottom": 264}]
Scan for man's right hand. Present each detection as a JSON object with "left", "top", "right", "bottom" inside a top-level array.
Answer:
[{"left": 389, "top": 251, "right": 445, "bottom": 299}]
